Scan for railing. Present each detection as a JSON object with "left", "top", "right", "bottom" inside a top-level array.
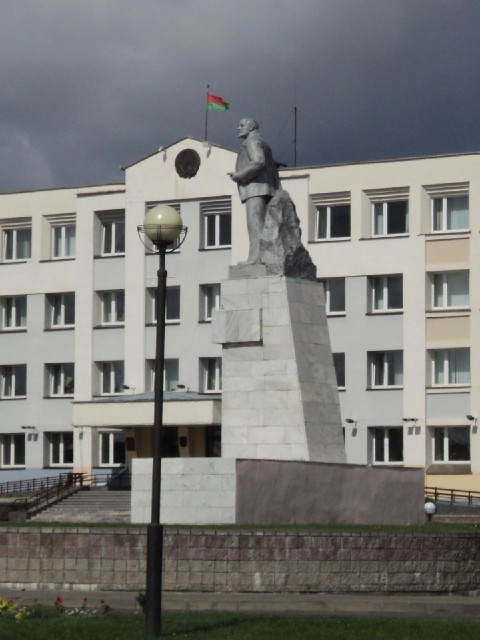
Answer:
[
  {"left": 425, "top": 486, "right": 480, "bottom": 505},
  {"left": 0, "top": 473, "right": 84, "bottom": 521},
  {"left": 0, "top": 471, "right": 131, "bottom": 521},
  {"left": 0, "top": 472, "right": 82, "bottom": 497}
]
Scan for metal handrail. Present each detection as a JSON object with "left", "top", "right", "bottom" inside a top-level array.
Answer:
[{"left": 425, "top": 486, "right": 480, "bottom": 505}]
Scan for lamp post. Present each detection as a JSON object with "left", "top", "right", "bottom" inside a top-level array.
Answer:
[{"left": 138, "top": 205, "right": 187, "bottom": 637}]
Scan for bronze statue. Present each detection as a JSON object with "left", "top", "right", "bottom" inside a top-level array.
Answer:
[{"left": 229, "top": 118, "right": 280, "bottom": 264}]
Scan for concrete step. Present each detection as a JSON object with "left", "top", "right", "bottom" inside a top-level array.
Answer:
[{"left": 30, "top": 489, "right": 131, "bottom": 524}]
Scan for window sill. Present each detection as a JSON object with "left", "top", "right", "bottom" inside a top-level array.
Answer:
[
  {"left": 426, "top": 308, "right": 470, "bottom": 317},
  {"left": 47, "top": 465, "right": 74, "bottom": 469},
  {"left": 44, "top": 395, "right": 74, "bottom": 399},
  {"left": 0, "top": 396, "right": 27, "bottom": 401},
  {"left": 366, "top": 310, "right": 403, "bottom": 316},
  {"left": 45, "top": 326, "right": 75, "bottom": 331},
  {"left": 94, "top": 253, "right": 125, "bottom": 259},
  {"left": 424, "top": 231, "right": 470, "bottom": 240},
  {"left": 372, "top": 462, "right": 404, "bottom": 467},
  {"left": 199, "top": 246, "right": 231, "bottom": 251},
  {"left": 94, "top": 323, "right": 125, "bottom": 329},
  {"left": 1, "top": 260, "right": 30, "bottom": 265},
  {"left": 427, "top": 386, "right": 471, "bottom": 394},
  {"left": 0, "top": 466, "right": 25, "bottom": 470},
  {"left": 198, "top": 319, "right": 213, "bottom": 324},
  {"left": 360, "top": 234, "right": 409, "bottom": 241},
  {"left": 326, "top": 312, "right": 346, "bottom": 318},
  {"left": 427, "top": 463, "right": 471, "bottom": 475},
  {"left": 0, "top": 328, "right": 27, "bottom": 333},
  {"left": 309, "top": 238, "right": 351, "bottom": 244},
  {"left": 40, "top": 258, "right": 75, "bottom": 263},
  {"left": 366, "top": 386, "right": 403, "bottom": 391}
]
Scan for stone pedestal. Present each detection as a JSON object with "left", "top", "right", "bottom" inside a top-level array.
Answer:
[{"left": 212, "top": 272, "right": 346, "bottom": 463}]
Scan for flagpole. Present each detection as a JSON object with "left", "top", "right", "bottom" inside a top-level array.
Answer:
[{"left": 204, "top": 84, "right": 210, "bottom": 141}]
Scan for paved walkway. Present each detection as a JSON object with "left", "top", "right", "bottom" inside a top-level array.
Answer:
[{"left": 1, "top": 588, "right": 480, "bottom": 619}]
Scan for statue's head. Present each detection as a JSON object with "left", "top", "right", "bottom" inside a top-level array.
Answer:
[{"left": 237, "top": 117, "right": 258, "bottom": 138}]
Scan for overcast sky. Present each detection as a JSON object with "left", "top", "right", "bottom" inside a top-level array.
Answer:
[{"left": 1, "top": 0, "right": 479, "bottom": 192}]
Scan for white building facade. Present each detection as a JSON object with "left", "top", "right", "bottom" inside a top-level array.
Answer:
[{"left": 0, "top": 137, "right": 479, "bottom": 494}]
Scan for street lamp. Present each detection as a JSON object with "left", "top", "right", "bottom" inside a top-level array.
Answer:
[{"left": 138, "top": 205, "right": 187, "bottom": 637}]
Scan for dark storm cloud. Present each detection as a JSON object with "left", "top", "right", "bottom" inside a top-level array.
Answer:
[{"left": 0, "top": 0, "right": 479, "bottom": 191}]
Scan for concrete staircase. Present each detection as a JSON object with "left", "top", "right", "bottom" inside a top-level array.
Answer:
[{"left": 30, "top": 487, "right": 131, "bottom": 524}]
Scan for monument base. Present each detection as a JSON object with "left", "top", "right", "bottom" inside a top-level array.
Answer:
[
  {"left": 213, "top": 275, "right": 345, "bottom": 463},
  {"left": 131, "top": 457, "right": 425, "bottom": 526}
]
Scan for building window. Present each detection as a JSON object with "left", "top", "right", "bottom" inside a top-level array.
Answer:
[
  {"left": 101, "top": 216, "right": 125, "bottom": 255},
  {"left": 101, "top": 361, "right": 124, "bottom": 395},
  {"left": 370, "top": 427, "right": 403, "bottom": 463},
  {"left": 369, "top": 351, "right": 403, "bottom": 388},
  {"left": 101, "top": 290, "right": 125, "bottom": 325},
  {"left": 99, "top": 430, "right": 126, "bottom": 466},
  {"left": 333, "top": 353, "right": 345, "bottom": 389},
  {"left": 148, "top": 286, "right": 180, "bottom": 323},
  {"left": 0, "top": 434, "right": 25, "bottom": 468},
  {"left": 432, "top": 195, "right": 469, "bottom": 232},
  {"left": 48, "top": 432, "right": 73, "bottom": 466},
  {"left": 200, "top": 284, "right": 220, "bottom": 321},
  {"left": 3, "top": 227, "right": 31, "bottom": 261},
  {"left": 1, "top": 365, "right": 27, "bottom": 398},
  {"left": 373, "top": 201, "right": 408, "bottom": 236},
  {"left": 431, "top": 349, "right": 470, "bottom": 386},
  {"left": 320, "top": 278, "right": 346, "bottom": 314},
  {"left": 201, "top": 199, "right": 232, "bottom": 248},
  {"left": 52, "top": 224, "right": 76, "bottom": 259},
  {"left": 370, "top": 275, "right": 403, "bottom": 312},
  {"left": 433, "top": 426, "right": 470, "bottom": 462},
  {"left": 47, "top": 363, "right": 74, "bottom": 397},
  {"left": 201, "top": 357, "right": 222, "bottom": 392},
  {"left": 48, "top": 293, "right": 75, "bottom": 328},
  {"left": 2, "top": 296, "right": 27, "bottom": 330},
  {"left": 315, "top": 204, "right": 350, "bottom": 240},
  {"left": 147, "top": 358, "right": 179, "bottom": 392},
  {"left": 431, "top": 272, "right": 469, "bottom": 309}
]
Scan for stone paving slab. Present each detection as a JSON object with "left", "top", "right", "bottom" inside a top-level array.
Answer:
[{"left": 1, "top": 588, "right": 480, "bottom": 620}]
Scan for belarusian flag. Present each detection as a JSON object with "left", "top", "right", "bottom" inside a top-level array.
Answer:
[{"left": 207, "top": 92, "right": 229, "bottom": 111}]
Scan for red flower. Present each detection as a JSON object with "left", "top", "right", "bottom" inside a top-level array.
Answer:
[{"left": 55, "top": 596, "right": 63, "bottom": 605}]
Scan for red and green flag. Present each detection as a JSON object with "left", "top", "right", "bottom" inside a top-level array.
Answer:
[{"left": 207, "top": 92, "right": 229, "bottom": 111}]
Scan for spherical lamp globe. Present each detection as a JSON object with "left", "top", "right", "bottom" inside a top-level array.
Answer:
[{"left": 144, "top": 205, "right": 183, "bottom": 245}]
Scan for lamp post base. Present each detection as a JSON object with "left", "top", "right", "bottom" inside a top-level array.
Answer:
[{"left": 145, "top": 522, "right": 164, "bottom": 637}]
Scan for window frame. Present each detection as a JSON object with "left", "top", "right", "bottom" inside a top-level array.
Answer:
[
  {"left": 0, "top": 433, "right": 25, "bottom": 468},
  {"left": 101, "top": 290, "right": 125, "bottom": 326},
  {"left": 0, "top": 364, "right": 27, "bottom": 399},
  {"left": 147, "top": 358, "right": 180, "bottom": 392},
  {"left": 370, "top": 427, "right": 404, "bottom": 465},
  {"left": 101, "top": 217, "right": 125, "bottom": 256},
  {"left": 49, "top": 292, "right": 75, "bottom": 328},
  {"left": 431, "top": 348, "right": 470, "bottom": 387},
  {"left": 431, "top": 271, "right": 469, "bottom": 310},
  {"left": 47, "top": 363, "right": 75, "bottom": 397},
  {"left": 52, "top": 223, "right": 76, "bottom": 259},
  {"left": 370, "top": 275, "right": 403, "bottom": 313},
  {"left": 332, "top": 352, "right": 345, "bottom": 389},
  {"left": 368, "top": 351, "right": 403, "bottom": 389},
  {"left": 48, "top": 431, "right": 74, "bottom": 467},
  {"left": 99, "top": 430, "right": 126, "bottom": 467},
  {"left": 432, "top": 426, "right": 470, "bottom": 463},
  {"left": 431, "top": 195, "right": 469, "bottom": 233},
  {"left": 3, "top": 226, "right": 32, "bottom": 262},
  {"left": 2, "top": 295, "right": 27, "bottom": 331},
  {"left": 372, "top": 200, "right": 408, "bottom": 237},
  {"left": 201, "top": 199, "right": 232, "bottom": 249},
  {"left": 319, "top": 278, "right": 346, "bottom": 315},
  {"left": 100, "top": 361, "right": 125, "bottom": 395},
  {"left": 201, "top": 357, "right": 222, "bottom": 393},
  {"left": 200, "top": 283, "right": 221, "bottom": 322},
  {"left": 315, "top": 204, "right": 351, "bottom": 241}
]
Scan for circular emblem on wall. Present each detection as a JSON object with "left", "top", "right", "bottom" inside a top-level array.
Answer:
[{"left": 175, "top": 149, "right": 201, "bottom": 179}]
